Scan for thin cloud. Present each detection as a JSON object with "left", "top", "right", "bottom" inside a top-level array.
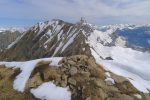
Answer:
[{"left": 0, "top": 0, "right": 150, "bottom": 26}]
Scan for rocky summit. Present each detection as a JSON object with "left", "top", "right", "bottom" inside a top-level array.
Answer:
[{"left": 0, "top": 55, "right": 149, "bottom": 100}]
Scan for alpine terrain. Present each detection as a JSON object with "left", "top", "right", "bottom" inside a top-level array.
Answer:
[{"left": 0, "top": 18, "right": 150, "bottom": 100}]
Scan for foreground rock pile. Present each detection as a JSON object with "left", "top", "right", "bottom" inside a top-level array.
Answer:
[{"left": 0, "top": 55, "right": 150, "bottom": 100}]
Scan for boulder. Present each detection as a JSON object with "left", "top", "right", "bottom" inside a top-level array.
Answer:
[
  {"left": 111, "top": 73, "right": 128, "bottom": 83},
  {"left": 68, "top": 78, "right": 77, "bottom": 86},
  {"left": 105, "top": 57, "right": 113, "bottom": 60},
  {"left": 68, "top": 60, "right": 76, "bottom": 66},
  {"left": 118, "top": 94, "right": 134, "bottom": 100},
  {"left": 69, "top": 67, "right": 78, "bottom": 75}
]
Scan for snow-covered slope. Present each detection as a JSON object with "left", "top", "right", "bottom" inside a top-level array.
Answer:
[
  {"left": 92, "top": 46, "right": 150, "bottom": 93},
  {"left": 83, "top": 23, "right": 150, "bottom": 93}
]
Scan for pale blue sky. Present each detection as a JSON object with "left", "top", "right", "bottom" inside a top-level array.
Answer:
[{"left": 0, "top": 0, "right": 150, "bottom": 27}]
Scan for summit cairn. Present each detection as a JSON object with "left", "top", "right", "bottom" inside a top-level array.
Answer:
[{"left": 80, "top": 17, "right": 87, "bottom": 24}]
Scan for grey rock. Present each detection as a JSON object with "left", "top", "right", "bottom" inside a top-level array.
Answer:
[
  {"left": 105, "top": 80, "right": 114, "bottom": 86},
  {"left": 60, "top": 80, "right": 67, "bottom": 87},
  {"left": 68, "top": 78, "right": 76, "bottom": 86},
  {"left": 111, "top": 73, "right": 128, "bottom": 83},
  {"left": 118, "top": 94, "right": 134, "bottom": 100},
  {"left": 94, "top": 78, "right": 106, "bottom": 88},
  {"left": 69, "top": 67, "right": 78, "bottom": 75},
  {"left": 86, "top": 97, "right": 91, "bottom": 100},
  {"left": 68, "top": 60, "right": 76, "bottom": 66}
]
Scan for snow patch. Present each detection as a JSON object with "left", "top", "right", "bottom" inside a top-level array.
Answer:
[
  {"left": 105, "top": 77, "right": 115, "bottom": 85},
  {"left": 30, "top": 82, "right": 71, "bottom": 100},
  {"left": 105, "top": 72, "right": 111, "bottom": 77},
  {"left": 105, "top": 72, "right": 115, "bottom": 85},
  {"left": 46, "top": 29, "right": 53, "bottom": 36}
]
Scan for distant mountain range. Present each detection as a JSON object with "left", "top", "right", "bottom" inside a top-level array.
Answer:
[{"left": 98, "top": 24, "right": 150, "bottom": 49}]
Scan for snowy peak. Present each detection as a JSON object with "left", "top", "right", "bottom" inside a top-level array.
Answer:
[{"left": 0, "top": 19, "right": 149, "bottom": 61}]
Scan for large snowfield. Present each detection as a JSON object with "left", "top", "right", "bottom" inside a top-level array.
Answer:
[
  {"left": 87, "top": 27, "right": 150, "bottom": 93},
  {"left": 93, "top": 46, "right": 150, "bottom": 93}
]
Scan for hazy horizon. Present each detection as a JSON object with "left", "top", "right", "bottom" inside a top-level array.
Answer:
[{"left": 0, "top": 0, "right": 150, "bottom": 27}]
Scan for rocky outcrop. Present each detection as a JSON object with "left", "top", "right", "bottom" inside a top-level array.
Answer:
[{"left": 1, "top": 55, "right": 149, "bottom": 100}]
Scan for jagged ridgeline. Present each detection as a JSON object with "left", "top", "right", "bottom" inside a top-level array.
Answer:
[{"left": 0, "top": 19, "right": 93, "bottom": 61}]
